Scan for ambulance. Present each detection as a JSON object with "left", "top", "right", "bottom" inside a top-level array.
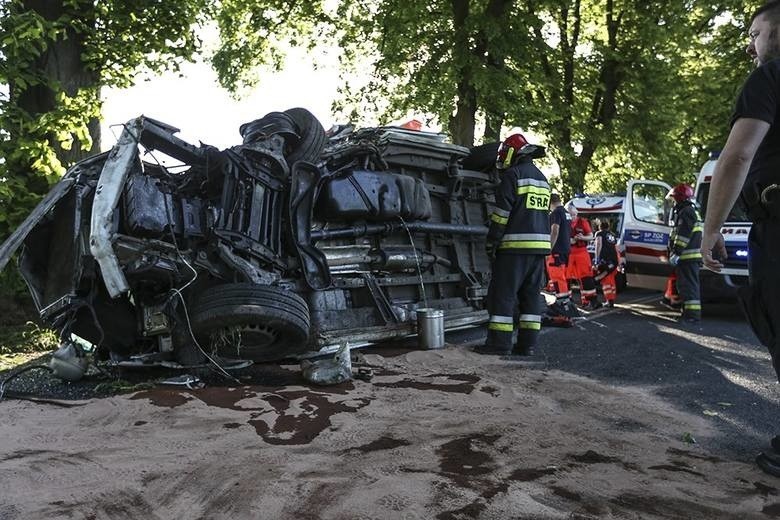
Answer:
[
  {"left": 692, "top": 152, "right": 750, "bottom": 299},
  {"left": 567, "top": 152, "right": 749, "bottom": 300}
]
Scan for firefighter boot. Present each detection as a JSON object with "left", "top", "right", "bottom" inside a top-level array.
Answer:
[{"left": 757, "top": 451, "right": 780, "bottom": 478}]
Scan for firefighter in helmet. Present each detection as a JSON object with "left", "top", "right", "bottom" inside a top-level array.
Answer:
[
  {"left": 475, "top": 134, "right": 550, "bottom": 356},
  {"left": 667, "top": 183, "right": 703, "bottom": 323}
]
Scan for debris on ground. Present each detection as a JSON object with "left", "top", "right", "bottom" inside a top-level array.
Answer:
[{"left": 300, "top": 343, "right": 353, "bottom": 385}]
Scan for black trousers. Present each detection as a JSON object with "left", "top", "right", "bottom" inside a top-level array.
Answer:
[
  {"left": 676, "top": 261, "right": 701, "bottom": 320},
  {"left": 741, "top": 219, "right": 780, "bottom": 382},
  {"left": 485, "top": 254, "right": 545, "bottom": 351}
]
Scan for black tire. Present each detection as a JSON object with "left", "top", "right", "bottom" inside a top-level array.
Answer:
[
  {"left": 462, "top": 142, "right": 500, "bottom": 172},
  {"left": 284, "top": 107, "right": 327, "bottom": 164},
  {"left": 172, "top": 311, "right": 207, "bottom": 367},
  {"left": 239, "top": 111, "right": 297, "bottom": 144},
  {"left": 189, "top": 283, "right": 310, "bottom": 362}
]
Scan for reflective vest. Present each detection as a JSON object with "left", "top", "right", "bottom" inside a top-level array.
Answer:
[{"left": 487, "top": 160, "right": 551, "bottom": 255}]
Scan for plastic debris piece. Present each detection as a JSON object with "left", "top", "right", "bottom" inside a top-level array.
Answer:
[
  {"left": 160, "top": 374, "right": 203, "bottom": 389},
  {"left": 301, "top": 343, "right": 353, "bottom": 386}
]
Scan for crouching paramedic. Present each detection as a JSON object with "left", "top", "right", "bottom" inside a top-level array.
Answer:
[
  {"left": 475, "top": 134, "right": 550, "bottom": 356},
  {"left": 567, "top": 205, "right": 602, "bottom": 310},
  {"left": 668, "top": 183, "right": 703, "bottom": 323}
]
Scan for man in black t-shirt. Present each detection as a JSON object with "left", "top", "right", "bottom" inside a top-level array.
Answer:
[
  {"left": 594, "top": 221, "right": 620, "bottom": 307},
  {"left": 701, "top": 0, "right": 780, "bottom": 478},
  {"left": 546, "top": 194, "right": 573, "bottom": 312}
]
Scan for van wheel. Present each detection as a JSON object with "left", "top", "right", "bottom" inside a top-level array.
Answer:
[{"left": 189, "top": 283, "right": 311, "bottom": 362}]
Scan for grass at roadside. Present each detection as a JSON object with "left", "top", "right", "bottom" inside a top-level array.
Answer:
[{"left": 0, "top": 322, "right": 59, "bottom": 371}]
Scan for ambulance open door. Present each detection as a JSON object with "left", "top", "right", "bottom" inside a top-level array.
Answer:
[{"left": 622, "top": 180, "right": 675, "bottom": 291}]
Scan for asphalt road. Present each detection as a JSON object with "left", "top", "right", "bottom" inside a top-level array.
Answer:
[{"left": 445, "top": 287, "right": 780, "bottom": 461}]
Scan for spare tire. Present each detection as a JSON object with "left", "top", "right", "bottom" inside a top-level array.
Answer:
[
  {"left": 284, "top": 107, "right": 327, "bottom": 164},
  {"left": 462, "top": 142, "right": 500, "bottom": 172},
  {"left": 189, "top": 283, "right": 310, "bottom": 362}
]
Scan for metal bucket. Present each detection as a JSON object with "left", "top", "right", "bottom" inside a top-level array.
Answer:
[{"left": 417, "top": 308, "right": 445, "bottom": 349}]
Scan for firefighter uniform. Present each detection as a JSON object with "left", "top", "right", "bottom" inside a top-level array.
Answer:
[
  {"left": 484, "top": 160, "right": 551, "bottom": 354},
  {"left": 670, "top": 200, "right": 703, "bottom": 321}
]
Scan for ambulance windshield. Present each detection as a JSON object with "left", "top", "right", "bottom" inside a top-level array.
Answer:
[{"left": 696, "top": 184, "right": 750, "bottom": 223}]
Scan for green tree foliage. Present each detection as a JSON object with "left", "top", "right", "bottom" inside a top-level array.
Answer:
[
  {"left": 210, "top": 0, "right": 332, "bottom": 94},
  {"left": 522, "top": 0, "right": 759, "bottom": 196},
  {"left": 333, "top": 0, "right": 760, "bottom": 197},
  {"left": 0, "top": 0, "right": 212, "bottom": 240},
  {"left": 333, "top": 0, "right": 530, "bottom": 145},
  {"left": 0, "top": 0, "right": 328, "bottom": 243},
  {"left": 0, "top": 0, "right": 329, "bottom": 300}
]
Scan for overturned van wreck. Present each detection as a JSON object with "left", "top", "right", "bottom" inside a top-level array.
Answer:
[{"left": 0, "top": 109, "right": 497, "bottom": 366}]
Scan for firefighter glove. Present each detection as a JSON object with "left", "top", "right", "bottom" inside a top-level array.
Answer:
[{"left": 669, "top": 254, "right": 679, "bottom": 266}]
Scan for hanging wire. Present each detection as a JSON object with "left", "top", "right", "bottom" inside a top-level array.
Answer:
[
  {"left": 103, "top": 122, "right": 240, "bottom": 384},
  {"left": 397, "top": 216, "right": 429, "bottom": 309}
]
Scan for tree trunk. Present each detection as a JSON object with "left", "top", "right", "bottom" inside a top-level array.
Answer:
[
  {"left": 449, "top": 80, "right": 477, "bottom": 147},
  {"left": 448, "top": 0, "right": 476, "bottom": 147},
  {"left": 15, "top": 0, "right": 100, "bottom": 171},
  {"left": 483, "top": 113, "right": 504, "bottom": 143}
]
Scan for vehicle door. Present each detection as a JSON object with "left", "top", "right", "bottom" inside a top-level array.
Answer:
[{"left": 622, "top": 180, "right": 674, "bottom": 291}]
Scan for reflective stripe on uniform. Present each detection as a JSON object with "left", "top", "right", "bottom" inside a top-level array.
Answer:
[
  {"left": 683, "top": 300, "right": 701, "bottom": 310},
  {"left": 518, "top": 314, "right": 541, "bottom": 322},
  {"left": 517, "top": 185, "right": 551, "bottom": 197},
  {"left": 518, "top": 314, "right": 541, "bottom": 330},
  {"left": 490, "top": 207, "right": 510, "bottom": 225},
  {"left": 518, "top": 322, "right": 541, "bottom": 330},
  {"left": 498, "top": 241, "right": 551, "bottom": 250},
  {"left": 499, "top": 232, "right": 551, "bottom": 251},
  {"left": 516, "top": 178, "right": 551, "bottom": 197},
  {"left": 488, "top": 315, "right": 514, "bottom": 332},
  {"left": 679, "top": 249, "right": 702, "bottom": 260},
  {"left": 502, "top": 233, "right": 551, "bottom": 242},
  {"left": 516, "top": 178, "right": 549, "bottom": 188}
]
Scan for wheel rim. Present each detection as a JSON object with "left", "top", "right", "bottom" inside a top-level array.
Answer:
[{"left": 208, "top": 323, "right": 282, "bottom": 359}]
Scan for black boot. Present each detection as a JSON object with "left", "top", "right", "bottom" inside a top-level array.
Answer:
[
  {"left": 511, "top": 344, "right": 534, "bottom": 356},
  {"left": 757, "top": 450, "right": 780, "bottom": 478},
  {"left": 472, "top": 344, "right": 511, "bottom": 356}
]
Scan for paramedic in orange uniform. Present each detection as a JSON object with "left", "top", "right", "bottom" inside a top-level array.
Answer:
[{"left": 567, "top": 205, "right": 602, "bottom": 310}]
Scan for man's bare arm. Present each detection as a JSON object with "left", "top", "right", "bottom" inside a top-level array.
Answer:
[
  {"left": 595, "top": 235, "right": 602, "bottom": 262},
  {"left": 702, "top": 117, "right": 770, "bottom": 270},
  {"left": 550, "top": 223, "right": 560, "bottom": 248}
]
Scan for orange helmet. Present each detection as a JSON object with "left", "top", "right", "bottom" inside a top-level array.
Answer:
[
  {"left": 667, "top": 183, "right": 694, "bottom": 203},
  {"left": 496, "top": 133, "right": 544, "bottom": 169}
]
